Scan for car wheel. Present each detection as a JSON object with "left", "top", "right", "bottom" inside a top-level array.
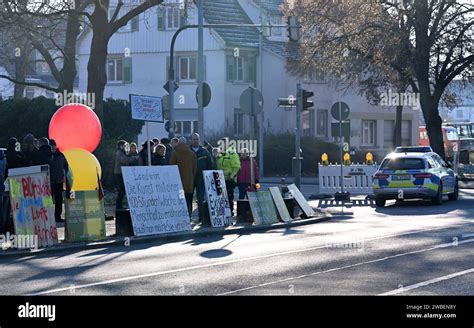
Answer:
[
  {"left": 375, "top": 197, "right": 386, "bottom": 207},
  {"left": 432, "top": 183, "right": 443, "bottom": 205},
  {"left": 448, "top": 180, "right": 459, "bottom": 201}
]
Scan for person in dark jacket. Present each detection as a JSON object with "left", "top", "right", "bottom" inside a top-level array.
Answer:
[
  {"left": 49, "top": 139, "right": 71, "bottom": 222},
  {"left": 21, "top": 134, "right": 41, "bottom": 167},
  {"left": 37, "top": 137, "right": 53, "bottom": 166},
  {"left": 237, "top": 148, "right": 260, "bottom": 199},
  {"left": 160, "top": 138, "right": 173, "bottom": 164},
  {"left": 190, "top": 133, "right": 213, "bottom": 223},
  {"left": 152, "top": 144, "right": 168, "bottom": 166},
  {"left": 128, "top": 142, "right": 139, "bottom": 166},
  {"left": 114, "top": 140, "right": 137, "bottom": 209},
  {"left": 5, "top": 137, "right": 24, "bottom": 171},
  {"left": 138, "top": 140, "right": 154, "bottom": 166}
]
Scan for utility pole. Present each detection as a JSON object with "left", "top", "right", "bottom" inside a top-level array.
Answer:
[
  {"left": 197, "top": 0, "right": 204, "bottom": 139},
  {"left": 258, "top": 10, "right": 264, "bottom": 177}
]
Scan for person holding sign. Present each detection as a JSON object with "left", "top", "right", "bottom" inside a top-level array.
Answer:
[
  {"left": 237, "top": 148, "right": 260, "bottom": 200},
  {"left": 170, "top": 137, "right": 197, "bottom": 216},
  {"left": 217, "top": 145, "right": 240, "bottom": 216},
  {"left": 190, "top": 133, "right": 213, "bottom": 223}
]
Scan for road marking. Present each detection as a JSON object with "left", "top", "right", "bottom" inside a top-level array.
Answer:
[
  {"left": 27, "top": 225, "right": 473, "bottom": 296},
  {"left": 380, "top": 268, "right": 474, "bottom": 295},
  {"left": 217, "top": 238, "right": 474, "bottom": 296}
]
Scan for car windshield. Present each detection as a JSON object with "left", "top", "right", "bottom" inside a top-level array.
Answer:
[
  {"left": 445, "top": 129, "right": 459, "bottom": 141},
  {"left": 381, "top": 158, "right": 425, "bottom": 170}
]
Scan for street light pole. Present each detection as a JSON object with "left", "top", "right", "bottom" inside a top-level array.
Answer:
[
  {"left": 197, "top": 0, "right": 204, "bottom": 139},
  {"left": 295, "top": 83, "right": 302, "bottom": 189}
]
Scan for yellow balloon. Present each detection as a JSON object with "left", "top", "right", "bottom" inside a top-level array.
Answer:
[{"left": 64, "top": 148, "right": 102, "bottom": 191}]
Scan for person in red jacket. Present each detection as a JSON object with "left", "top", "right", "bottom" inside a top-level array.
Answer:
[{"left": 237, "top": 148, "right": 259, "bottom": 199}]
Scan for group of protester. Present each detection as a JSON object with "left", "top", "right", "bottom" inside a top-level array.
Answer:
[
  {"left": 0, "top": 134, "right": 70, "bottom": 234},
  {"left": 114, "top": 133, "right": 259, "bottom": 224}
]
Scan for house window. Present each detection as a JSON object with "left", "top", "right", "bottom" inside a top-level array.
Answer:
[
  {"left": 158, "top": 6, "right": 185, "bottom": 30},
  {"left": 271, "top": 16, "right": 283, "bottom": 35},
  {"left": 109, "top": 8, "right": 139, "bottom": 32},
  {"left": 175, "top": 121, "right": 198, "bottom": 137},
  {"left": 316, "top": 110, "right": 328, "bottom": 137},
  {"left": 234, "top": 110, "right": 244, "bottom": 135},
  {"left": 401, "top": 120, "right": 412, "bottom": 146},
  {"left": 303, "top": 110, "right": 315, "bottom": 136},
  {"left": 179, "top": 56, "right": 197, "bottom": 81},
  {"left": 226, "top": 55, "right": 256, "bottom": 84},
  {"left": 384, "top": 120, "right": 395, "bottom": 149},
  {"left": 107, "top": 57, "right": 132, "bottom": 83},
  {"left": 107, "top": 58, "right": 123, "bottom": 82},
  {"left": 362, "top": 120, "right": 376, "bottom": 146},
  {"left": 25, "top": 88, "right": 35, "bottom": 99}
]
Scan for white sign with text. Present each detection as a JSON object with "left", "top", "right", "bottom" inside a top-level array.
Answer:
[{"left": 121, "top": 166, "right": 191, "bottom": 236}]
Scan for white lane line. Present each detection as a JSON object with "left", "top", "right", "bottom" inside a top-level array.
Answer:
[
  {"left": 217, "top": 238, "right": 474, "bottom": 296},
  {"left": 379, "top": 268, "right": 474, "bottom": 296},
  {"left": 27, "top": 225, "right": 472, "bottom": 296}
]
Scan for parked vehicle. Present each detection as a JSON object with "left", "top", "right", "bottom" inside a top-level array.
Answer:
[
  {"left": 372, "top": 151, "right": 458, "bottom": 207},
  {"left": 419, "top": 126, "right": 460, "bottom": 161},
  {"left": 445, "top": 122, "right": 474, "bottom": 163}
]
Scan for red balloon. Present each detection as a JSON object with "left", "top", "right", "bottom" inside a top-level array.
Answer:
[{"left": 49, "top": 104, "right": 102, "bottom": 152}]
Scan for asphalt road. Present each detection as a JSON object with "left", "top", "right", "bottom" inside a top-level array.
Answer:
[{"left": 0, "top": 189, "right": 473, "bottom": 296}]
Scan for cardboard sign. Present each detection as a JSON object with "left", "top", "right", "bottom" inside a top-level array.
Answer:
[
  {"left": 65, "top": 191, "right": 106, "bottom": 242},
  {"left": 130, "top": 94, "right": 164, "bottom": 122},
  {"left": 121, "top": 166, "right": 191, "bottom": 236},
  {"left": 8, "top": 165, "right": 58, "bottom": 248},
  {"left": 287, "top": 184, "right": 316, "bottom": 218},
  {"left": 203, "top": 170, "right": 233, "bottom": 227},
  {"left": 269, "top": 187, "right": 292, "bottom": 223},
  {"left": 247, "top": 191, "right": 279, "bottom": 225}
]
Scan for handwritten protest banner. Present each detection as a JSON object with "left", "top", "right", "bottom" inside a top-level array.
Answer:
[
  {"left": 203, "top": 170, "right": 233, "bottom": 227},
  {"left": 65, "top": 191, "right": 106, "bottom": 242},
  {"left": 269, "top": 187, "right": 293, "bottom": 223},
  {"left": 8, "top": 165, "right": 58, "bottom": 248},
  {"left": 129, "top": 94, "right": 164, "bottom": 122},
  {"left": 287, "top": 184, "right": 316, "bottom": 218},
  {"left": 122, "top": 166, "right": 191, "bottom": 236}
]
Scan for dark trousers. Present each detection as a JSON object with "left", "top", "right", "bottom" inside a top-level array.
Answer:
[
  {"left": 185, "top": 193, "right": 193, "bottom": 217},
  {"left": 225, "top": 179, "right": 236, "bottom": 215},
  {"left": 51, "top": 183, "right": 64, "bottom": 221},
  {"left": 0, "top": 194, "right": 13, "bottom": 234},
  {"left": 115, "top": 174, "right": 126, "bottom": 209},
  {"left": 192, "top": 179, "right": 206, "bottom": 222},
  {"left": 0, "top": 190, "right": 4, "bottom": 233},
  {"left": 238, "top": 183, "right": 250, "bottom": 199}
]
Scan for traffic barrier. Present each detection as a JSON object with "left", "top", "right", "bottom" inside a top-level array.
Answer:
[{"left": 319, "top": 163, "right": 378, "bottom": 195}]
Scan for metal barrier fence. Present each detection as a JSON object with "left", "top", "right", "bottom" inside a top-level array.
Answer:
[{"left": 319, "top": 163, "right": 378, "bottom": 195}]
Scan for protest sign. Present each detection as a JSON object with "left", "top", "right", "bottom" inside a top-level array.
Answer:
[
  {"left": 8, "top": 165, "right": 58, "bottom": 248},
  {"left": 287, "top": 184, "right": 316, "bottom": 218},
  {"left": 130, "top": 94, "right": 164, "bottom": 122},
  {"left": 247, "top": 191, "right": 279, "bottom": 225},
  {"left": 122, "top": 166, "right": 191, "bottom": 236},
  {"left": 203, "top": 170, "right": 232, "bottom": 227},
  {"left": 269, "top": 187, "right": 293, "bottom": 223}
]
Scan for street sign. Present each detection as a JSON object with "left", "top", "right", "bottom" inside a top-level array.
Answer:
[
  {"left": 195, "top": 82, "right": 212, "bottom": 107},
  {"left": 240, "top": 87, "right": 264, "bottom": 116},
  {"left": 164, "top": 120, "right": 177, "bottom": 133},
  {"left": 163, "top": 80, "right": 179, "bottom": 93},
  {"left": 331, "top": 102, "right": 350, "bottom": 121},
  {"left": 331, "top": 122, "right": 351, "bottom": 138}
]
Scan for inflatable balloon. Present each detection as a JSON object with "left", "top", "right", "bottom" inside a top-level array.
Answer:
[
  {"left": 64, "top": 148, "right": 102, "bottom": 191},
  {"left": 49, "top": 104, "right": 102, "bottom": 152}
]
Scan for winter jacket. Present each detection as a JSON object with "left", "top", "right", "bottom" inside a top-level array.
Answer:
[
  {"left": 217, "top": 148, "right": 241, "bottom": 182},
  {"left": 114, "top": 149, "right": 135, "bottom": 175},
  {"left": 237, "top": 157, "right": 260, "bottom": 184},
  {"left": 190, "top": 145, "right": 212, "bottom": 183},
  {"left": 164, "top": 144, "right": 173, "bottom": 164},
  {"left": 37, "top": 145, "right": 53, "bottom": 166},
  {"left": 128, "top": 150, "right": 139, "bottom": 166},
  {"left": 152, "top": 154, "right": 168, "bottom": 166},
  {"left": 5, "top": 150, "right": 24, "bottom": 173},
  {"left": 170, "top": 143, "right": 197, "bottom": 193},
  {"left": 50, "top": 150, "right": 70, "bottom": 187},
  {"left": 22, "top": 147, "right": 41, "bottom": 167}
]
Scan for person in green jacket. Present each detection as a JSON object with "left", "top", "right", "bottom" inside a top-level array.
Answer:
[{"left": 217, "top": 145, "right": 241, "bottom": 216}]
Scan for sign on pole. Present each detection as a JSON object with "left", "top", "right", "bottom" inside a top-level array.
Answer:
[
  {"left": 203, "top": 170, "right": 232, "bottom": 227},
  {"left": 8, "top": 165, "right": 58, "bottom": 248},
  {"left": 130, "top": 94, "right": 164, "bottom": 122},
  {"left": 239, "top": 87, "right": 264, "bottom": 116},
  {"left": 121, "top": 166, "right": 191, "bottom": 236}
]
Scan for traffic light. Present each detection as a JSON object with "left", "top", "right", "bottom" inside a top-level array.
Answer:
[
  {"left": 278, "top": 96, "right": 296, "bottom": 108},
  {"left": 287, "top": 16, "right": 299, "bottom": 42},
  {"left": 301, "top": 89, "right": 314, "bottom": 111},
  {"left": 213, "top": 171, "right": 222, "bottom": 195}
]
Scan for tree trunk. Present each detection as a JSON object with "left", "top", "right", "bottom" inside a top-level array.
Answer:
[
  {"left": 393, "top": 105, "right": 403, "bottom": 147},
  {"left": 13, "top": 54, "right": 26, "bottom": 99},
  {"left": 60, "top": 9, "right": 81, "bottom": 94},
  {"left": 421, "top": 95, "right": 445, "bottom": 159}
]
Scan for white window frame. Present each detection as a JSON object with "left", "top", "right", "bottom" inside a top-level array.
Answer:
[
  {"left": 166, "top": 6, "right": 180, "bottom": 30},
  {"left": 235, "top": 57, "right": 245, "bottom": 82},
  {"left": 316, "top": 109, "right": 328, "bottom": 138},
  {"left": 176, "top": 120, "right": 198, "bottom": 137},
  {"left": 270, "top": 16, "right": 282, "bottom": 35},
  {"left": 362, "top": 120, "right": 376, "bottom": 146},
  {"left": 107, "top": 58, "right": 123, "bottom": 83},
  {"left": 178, "top": 56, "right": 197, "bottom": 82}
]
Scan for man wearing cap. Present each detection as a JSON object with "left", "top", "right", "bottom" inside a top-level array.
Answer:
[
  {"left": 21, "top": 133, "right": 41, "bottom": 167},
  {"left": 50, "top": 139, "right": 71, "bottom": 222}
]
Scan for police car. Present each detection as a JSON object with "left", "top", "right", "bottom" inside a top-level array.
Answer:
[{"left": 372, "top": 149, "right": 458, "bottom": 207}]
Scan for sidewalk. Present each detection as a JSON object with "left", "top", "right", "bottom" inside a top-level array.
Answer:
[{"left": 0, "top": 207, "right": 331, "bottom": 258}]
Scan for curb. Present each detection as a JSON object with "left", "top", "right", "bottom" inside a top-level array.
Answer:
[{"left": 0, "top": 210, "right": 332, "bottom": 258}]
